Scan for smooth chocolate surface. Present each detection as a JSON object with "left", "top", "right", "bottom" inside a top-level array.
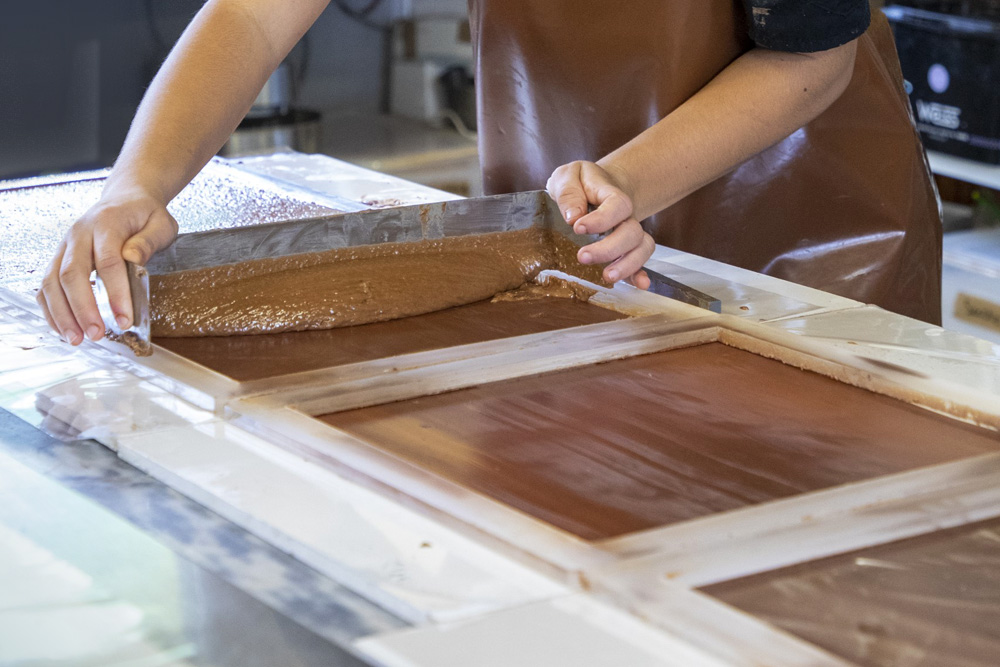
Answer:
[
  {"left": 704, "top": 516, "right": 1000, "bottom": 667},
  {"left": 321, "top": 343, "right": 1000, "bottom": 541},
  {"left": 151, "top": 228, "right": 605, "bottom": 337},
  {"left": 158, "top": 293, "right": 624, "bottom": 382}
]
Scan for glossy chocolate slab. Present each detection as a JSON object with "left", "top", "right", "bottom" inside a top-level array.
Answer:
[
  {"left": 152, "top": 228, "right": 558, "bottom": 337},
  {"left": 157, "top": 296, "right": 626, "bottom": 382},
  {"left": 321, "top": 343, "right": 1000, "bottom": 541},
  {"left": 704, "top": 516, "right": 1000, "bottom": 667}
]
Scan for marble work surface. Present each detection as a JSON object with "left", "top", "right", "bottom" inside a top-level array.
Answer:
[
  {"left": 0, "top": 409, "right": 398, "bottom": 667},
  {"left": 2, "top": 153, "right": 1000, "bottom": 666}
]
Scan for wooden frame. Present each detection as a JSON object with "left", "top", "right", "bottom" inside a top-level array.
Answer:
[
  {"left": 6, "top": 273, "right": 1000, "bottom": 667},
  {"left": 222, "top": 308, "right": 1000, "bottom": 576}
]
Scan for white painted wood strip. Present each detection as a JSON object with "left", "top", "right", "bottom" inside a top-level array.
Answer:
[
  {"left": 590, "top": 580, "right": 853, "bottom": 667},
  {"left": 355, "top": 595, "right": 736, "bottom": 667},
  {"left": 594, "top": 453, "right": 1000, "bottom": 586}
]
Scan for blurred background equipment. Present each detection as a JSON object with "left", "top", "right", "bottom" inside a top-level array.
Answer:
[
  {"left": 885, "top": 3, "right": 1000, "bottom": 164},
  {"left": 220, "top": 63, "right": 323, "bottom": 157},
  {"left": 388, "top": 14, "right": 475, "bottom": 134},
  {"left": 0, "top": 0, "right": 476, "bottom": 191},
  {"left": 886, "top": 1, "right": 1000, "bottom": 344}
]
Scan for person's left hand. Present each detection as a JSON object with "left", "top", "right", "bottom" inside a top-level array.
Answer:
[{"left": 546, "top": 161, "right": 653, "bottom": 289}]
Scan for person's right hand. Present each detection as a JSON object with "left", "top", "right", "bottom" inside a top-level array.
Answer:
[{"left": 37, "top": 191, "right": 178, "bottom": 345}]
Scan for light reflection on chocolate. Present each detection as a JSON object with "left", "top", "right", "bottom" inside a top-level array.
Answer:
[
  {"left": 704, "top": 516, "right": 1000, "bottom": 667},
  {"left": 157, "top": 291, "right": 625, "bottom": 382},
  {"left": 150, "top": 228, "right": 606, "bottom": 337},
  {"left": 321, "top": 343, "right": 1000, "bottom": 541}
]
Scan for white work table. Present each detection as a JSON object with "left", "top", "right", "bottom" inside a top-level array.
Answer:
[{"left": 1, "top": 153, "right": 999, "bottom": 667}]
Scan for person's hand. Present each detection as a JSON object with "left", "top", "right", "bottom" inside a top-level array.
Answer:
[
  {"left": 37, "top": 190, "right": 178, "bottom": 345},
  {"left": 546, "top": 161, "right": 653, "bottom": 289}
]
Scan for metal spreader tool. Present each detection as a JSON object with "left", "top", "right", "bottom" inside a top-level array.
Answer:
[{"left": 95, "top": 190, "right": 721, "bottom": 356}]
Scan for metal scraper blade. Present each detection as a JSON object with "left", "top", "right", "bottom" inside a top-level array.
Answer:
[
  {"left": 566, "top": 199, "right": 722, "bottom": 313},
  {"left": 132, "top": 189, "right": 721, "bottom": 337},
  {"left": 143, "top": 190, "right": 586, "bottom": 275},
  {"left": 644, "top": 267, "right": 722, "bottom": 313},
  {"left": 94, "top": 262, "right": 152, "bottom": 356}
]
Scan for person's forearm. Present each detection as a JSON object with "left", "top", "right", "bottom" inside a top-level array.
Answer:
[
  {"left": 104, "top": 0, "right": 329, "bottom": 204},
  {"left": 599, "top": 42, "right": 858, "bottom": 222}
]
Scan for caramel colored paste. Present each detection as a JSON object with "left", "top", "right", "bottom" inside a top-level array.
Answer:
[
  {"left": 491, "top": 278, "right": 597, "bottom": 303},
  {"left": 157, "top": 290, "right": 624, "bottom": 382},
  {"left": 321, "top": 343, "right": 1000, "bottom": 541},
  {"left": 704, "top": 516, "right": 1000, "bottom": 667},
  {"left": 150, "top": 228, "right": 604, "bottom": 337}
]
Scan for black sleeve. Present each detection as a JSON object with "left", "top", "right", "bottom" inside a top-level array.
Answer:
[{"left": 741, "top": 0, "right": 871, "bottom": 52}]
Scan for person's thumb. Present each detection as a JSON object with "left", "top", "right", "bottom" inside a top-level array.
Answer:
[
  {"left": 546, "top": 162, "right": 590, "bottom": 226},
  {"left": 121, "top": 208, "right": 178, "bottom": 265}
]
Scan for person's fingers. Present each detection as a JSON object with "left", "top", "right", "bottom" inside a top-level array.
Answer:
[
  {"left": 59, "top": 235, "right": 104, "bottom": 343},
  {"left": 546, "top": 162, "right": 589, "bottom": 225},
  {"left": 40, "top": 255, "right": 84, "bottom": 345},
  {"left": 626, "top": 268, "right": 652, "bottom": 291},
  {"left": 573, "top": 189, "right": 633, "bottom": 236},
  {"left": 93, "top": 223, "right": 136, "bottom": 330},
  {"left": 39, "top": 244, "right": 82, "bottom": 344},
  {"left": 35, "top": 290, "right": 61, "bottom": 336},
  {"left": 121, "top": 207, "right": 178, "bottom": 265},
  {"left": 37, "top": 196, "right": 175, "bottom": 341},
  {"left": 41, "top": 288, "right": 81, "bottom": 344},
  {"left": 603, "top": 233, "right": 656, "bottom": 284},
  {"left": 548, "top": 159, "right": 652, "bottom": 287},
  {"left": 577, "top": 218, "right": 646, "bottom": 266}
]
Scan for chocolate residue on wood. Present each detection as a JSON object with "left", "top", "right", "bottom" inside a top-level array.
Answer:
[
  {"left": 103, "top": 329, "right": 152, "bottom": 357},
  {"left": 320, "top": 343, "right": 1000, "bottom": 541},
  {"left": 491, "top": 276, "right": 598, "bottom": 303},
  {"left": 150, "top": 228, "right": 606, "bottom": 337}
]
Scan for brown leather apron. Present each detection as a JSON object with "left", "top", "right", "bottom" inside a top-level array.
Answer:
[{"left": 469, "top": 2, "right": 942, "bottom": 323}]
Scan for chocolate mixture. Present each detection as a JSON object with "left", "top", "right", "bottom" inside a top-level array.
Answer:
[
  {"left": 321, "top": 343, "right": 1000, "bottom": 541},
  {"left": 151, "top": 228, "right": 605, "bottom": 337}
]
